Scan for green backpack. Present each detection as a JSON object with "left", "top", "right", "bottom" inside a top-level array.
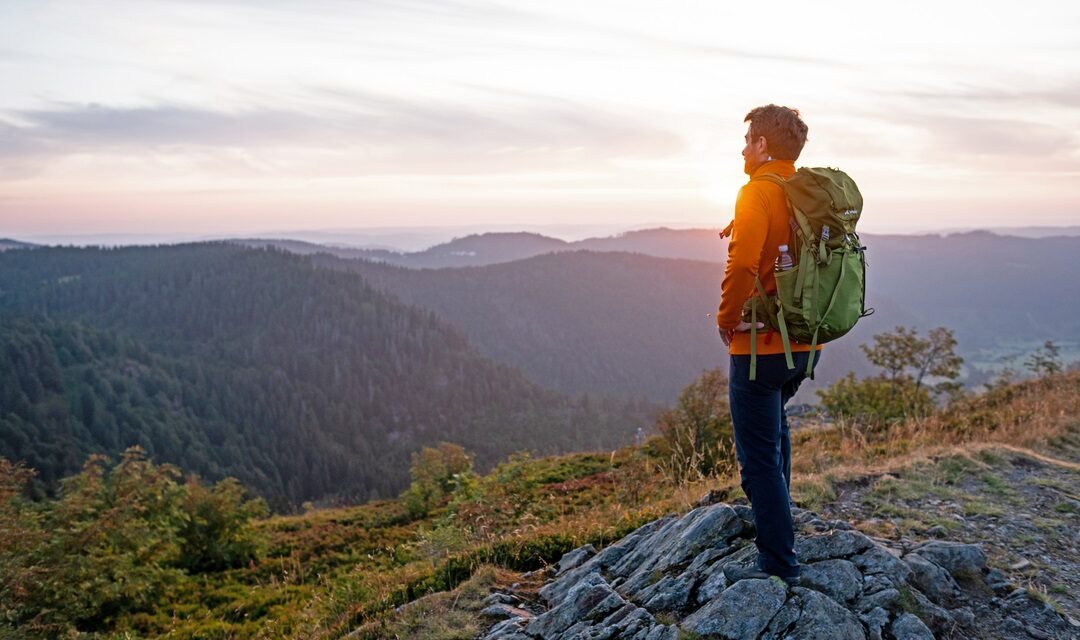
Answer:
[{"left": 741, "top": 167, "right": 873, "bottom": 381}]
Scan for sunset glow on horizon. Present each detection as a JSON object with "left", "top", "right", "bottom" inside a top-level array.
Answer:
[{"left": 2, "top": 0, "right": 1079, "bottom": 243}]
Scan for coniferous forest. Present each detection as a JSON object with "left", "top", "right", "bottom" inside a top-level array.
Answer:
[{"left": 0, "top": 244, "right": 655, "bottom": 510}]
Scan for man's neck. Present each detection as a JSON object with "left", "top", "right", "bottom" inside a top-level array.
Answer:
[{"left": 749, "top": 158, "right": 796, "bottom": 178}]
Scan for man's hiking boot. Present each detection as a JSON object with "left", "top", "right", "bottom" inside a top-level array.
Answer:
[{"left": 723, "top": 563, "right": 799, "bottom": 588}]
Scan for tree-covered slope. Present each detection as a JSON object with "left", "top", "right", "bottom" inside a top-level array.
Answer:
[
  {"left": 319, "top": 251, "right": 906, "bottom": 402},
  {"left": 0, "top": 244, "right": 652, "bottom": 509}
]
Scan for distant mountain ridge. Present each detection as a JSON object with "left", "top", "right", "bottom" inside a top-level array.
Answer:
[
  {"left": 235, "top": 225, "right": 1080, "bottom": 269},
  {"left": 235, "top": 228, "right": 725, "bottom": 268},
  {"left": 0, "top": 238, "right": 38, "bottom": 251},
  {"left": 314, "top": 231, "right": 1079, "bottom": 401}
]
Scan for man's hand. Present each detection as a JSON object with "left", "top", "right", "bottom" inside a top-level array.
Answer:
[{"left": 719, "top": 321, "right": 764, "bottom": 347}]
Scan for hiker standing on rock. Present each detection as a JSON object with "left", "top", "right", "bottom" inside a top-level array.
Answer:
[{"left": 716, "top": 104, "right": 822, "bottom": 586}]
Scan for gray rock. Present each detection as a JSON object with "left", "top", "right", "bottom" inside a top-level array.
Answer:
[
  {"left": 595, "top": 602, "right": 654, "bottom": 638},
  {"left": 912, "top": 540, "right": 987, "bottom": 577},
  {"left": 732, "top": 504, "right": 755, "bottom": 522},
  {"left": 480, "top": 603, "right": 532, "bottom": 620},
  {"left": 614, "top": 505, "right": 743, "bottom": 598},
  {"left": 490, "top": 502, "right": 1029, "bottom": 640},
  {"left": 904, "top": 552, "right": 961, "bottom": 604},
  {"left": 855, "top": 588, "right": 900, "bottom": 613},
  {"left": 680, "top": 578, "right": 787, "bottom": 639},
  {"left": 539, "top": 561, "right": 601, "bottom": 608},
  {"left": 482, "top": 592, "right": 518, "bottom": 606},
  {"left": 851, "top": 545, "right": 913, "bottom": 587},
  {"left": 636, "top": 573, "right": 696, "bottom": 612},
  {"left": 795, "top": 529, "right": 875, "bottom": 563},
  {"left": 799, "top": 558, "right": 863, "bottom": 604},
  {"left": 890, "top": 612, "right": 934, "bottom": 640},
  {"left": 608, "top": 514, "right": 694, "bottom": 578},
  {"left": 761, "top": 587, "right": 866, "bottom": 640},
  {"left": 538, "top": 520, "right": 674, "bottom": 608},
  {"left": 1002, "top": 618, "right": 1027, "bottom": 637},
  {"left": 480, "top": 617, "right": 530, "bottom": 640},
  {"left": 633, "top": 546, "right": 733, "bottom": 611},
  {"left": 859, "top": 606, "right": 890, "bottom": 640},
  {"left": 908, "top": 587, "right": 956, "bottom": 633},
  {"left": 643, "top": 626, "right": 679, "bottom": 640},
  {"left": 861, "top": 573, "right": 897, "bottom": 596},
  {"left": 695, "top": 565, "right": 731, "bottom": 605},
  {"left": 558, "top": 544, "right": 597, "bottom": 575},
  {"left": 951, "top": 605, "right": 975, "bottom": 627},
  {"left": 526, "top": 573, "right": 626, "bottom": 637}
]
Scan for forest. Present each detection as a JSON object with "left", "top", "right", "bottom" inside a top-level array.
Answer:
[{"left": 0, "top": 244, "right": 654, "bottom": 510}]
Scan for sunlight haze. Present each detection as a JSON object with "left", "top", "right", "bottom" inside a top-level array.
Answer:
[{"left": 2, "top": 0, "right": 1079, "bottom": 242}]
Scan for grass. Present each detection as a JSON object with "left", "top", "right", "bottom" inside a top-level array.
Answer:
[
  {"left": 345, "top": 565, "right": 525, "bottom": 640},
  {"left": 784, "top": 372, "right": 1080, "bottom": 511},
  {"left": 62, "top": 370, "right": 1080, "bottom": 639},
  {"left": 960, "top": 497, "right": 1006, "bottom": 518},
  {"left": 1053, "top": 501, "right": 1077, "bottom": 514}
]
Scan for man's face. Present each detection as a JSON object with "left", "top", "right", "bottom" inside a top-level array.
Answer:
[{"left": 742, "top": 124, "right": 769, "bottom": 175}]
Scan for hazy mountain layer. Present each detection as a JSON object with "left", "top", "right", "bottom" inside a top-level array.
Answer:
[
  {"left": 319, "top": 231, "right": 1078, "bottom": 401},
  {"left": 0, "top": 244, "right": 653, "bottom": 508}
]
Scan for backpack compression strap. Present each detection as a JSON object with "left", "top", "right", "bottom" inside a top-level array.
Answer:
[{"left": 748, "top": 277, "right": 795, "bottom": 381}]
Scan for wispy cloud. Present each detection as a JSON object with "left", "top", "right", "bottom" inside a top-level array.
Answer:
[
  {"left": 902, "top": 113, "right": 1077, "bottom": 158},
  {"left": 896, "top": 80, "right": 1080, "bottom": 110},
  {"left": 0, "top": 93, "right": 684, "bottom": 175}
]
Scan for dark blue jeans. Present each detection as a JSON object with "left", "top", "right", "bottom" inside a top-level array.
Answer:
[{"left": 729, "top": 350, "right": 819, "bottom": 579}]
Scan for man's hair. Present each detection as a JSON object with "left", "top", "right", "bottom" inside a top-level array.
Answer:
[{"left": 744, "top": 104, "right": 808, "bottom": 161}]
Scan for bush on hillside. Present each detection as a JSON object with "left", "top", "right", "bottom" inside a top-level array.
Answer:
[
  {"left": 0, "top": 447, "right": 268, "bottom": 637},
  {"left": 650, "top": 369, "right": 736, "bottom": 484},
  {"left": 177, "top": 477, "right": 269, "bottom": 573},
  {"left": 1025, "top": 340, "right": 1063, "bottom": 377},
  {"left": 401, "top": 442, "right": 474, "bottom": 518},
  {"left": 819, "top": 326, "right": 964, "bottom": 423},
  {"left": 817, "top": 372, "right": 933, "bottom": 424}
]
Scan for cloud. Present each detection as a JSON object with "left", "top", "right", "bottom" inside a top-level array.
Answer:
[
  {"left": 897, "top": 81, "right": 1080, "bottom": 110},
  {"left": 905, "top": 114, "right": 1077, "bottom": 158},
  {"left": 0, "top": 93, "right": 685, "bottom": 176}
]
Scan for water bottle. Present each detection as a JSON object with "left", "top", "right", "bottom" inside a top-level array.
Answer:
[{"left": 775, "top": 244, "right": 794, "bottom": 272}]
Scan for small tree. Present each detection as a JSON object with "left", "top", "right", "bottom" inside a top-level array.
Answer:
[
  {"left": 443, "top": 451, "right": 537, "bottom": 544},
  {"left": 820, "top": 326, "right": 963, "bottom": 422},
  {"left": 1025, "top": 340, "right": 1063, "bottom": 377},
  {"left": 401, "top": 442, "right": 474, "bottom": 518},
  {"left": 0, "top": 458, "right": 44, "bottom": 634},
  {"left": 652, "top": 369, "right": 735, "bottom": 484},
  {"left": 176, "top": 477, "right": 269, "bottom": 573},
  {"left": 19, "top": 447, "right": 187, "bottom": 634}
]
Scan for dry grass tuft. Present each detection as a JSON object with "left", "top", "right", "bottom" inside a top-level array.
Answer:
[{"left": 790, "top": 372, "right": 1080, "bottom": 490}]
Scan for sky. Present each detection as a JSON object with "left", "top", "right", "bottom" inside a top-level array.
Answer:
[{"left": 2, "top": 0, "right": 1079, "bottom": 246}]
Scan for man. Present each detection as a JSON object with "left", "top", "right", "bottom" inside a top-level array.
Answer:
[{"left": 716, "top": 104, "right": 821, "bottom": 586}]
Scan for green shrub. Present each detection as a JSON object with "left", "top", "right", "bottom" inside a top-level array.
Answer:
[
  {"left": 0, "top": 447, "right": 269, "bottom": 637},
  {"left": 176, "top": 477, "right": 269, "bottom": 573},
  {"left": 817, "top": 373, "right": 932, "bottom": 423},
  {"left": 651, "top": 369, "right": 736, "bottom": 483},
  {"left": 401, "top": 442, "right": 474, "bottom": 518}
]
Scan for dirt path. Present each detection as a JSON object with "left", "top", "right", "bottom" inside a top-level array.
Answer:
[{"left": 818, "top": 443, "right": 1080, "bottom": 634}]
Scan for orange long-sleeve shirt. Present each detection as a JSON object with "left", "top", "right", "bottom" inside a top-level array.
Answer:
[{"left": 717, "top": 159, "right": 822, "bottom": 356}]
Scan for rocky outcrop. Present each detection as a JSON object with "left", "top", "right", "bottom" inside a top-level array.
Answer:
[{"left": 479, "top": 501, "right": 1079, "bottom": 639}]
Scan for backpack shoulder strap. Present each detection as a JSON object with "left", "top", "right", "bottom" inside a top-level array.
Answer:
[{"left": 752, "top": 173, "right": 788, "bottom": 188}]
